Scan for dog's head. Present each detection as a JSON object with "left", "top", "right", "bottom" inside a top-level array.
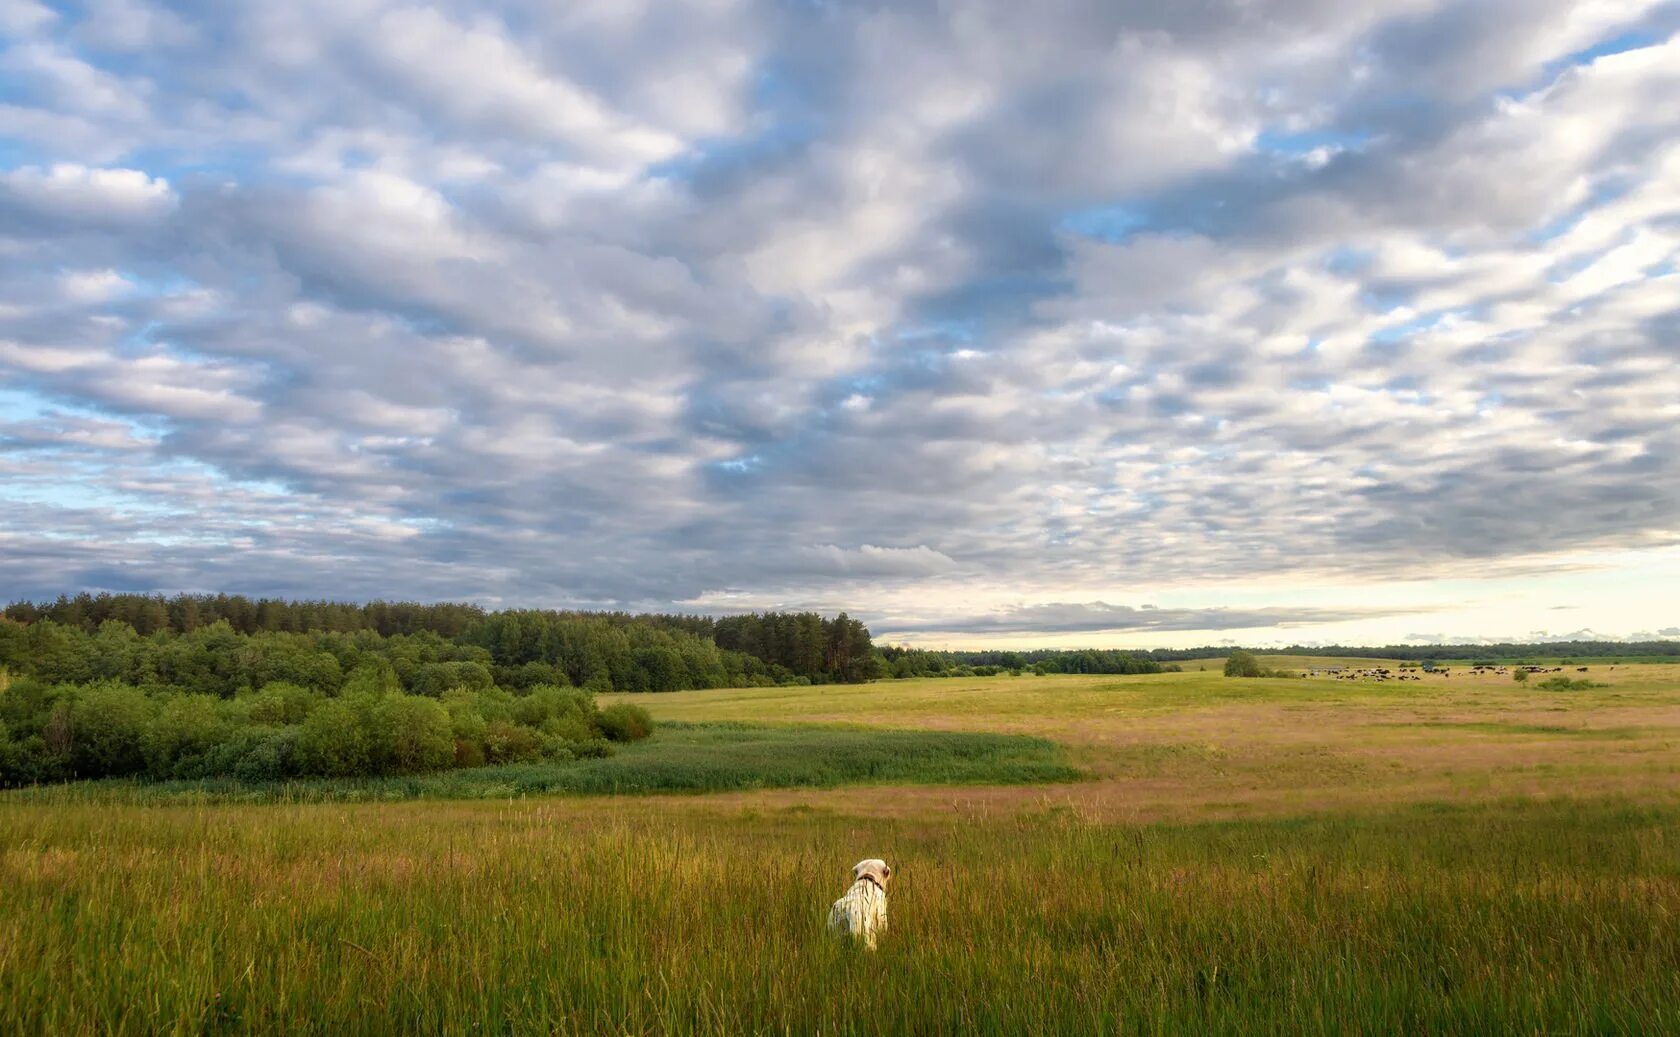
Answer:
[{"left": 852, "top": 858, "right": 891, "bottom": 889}]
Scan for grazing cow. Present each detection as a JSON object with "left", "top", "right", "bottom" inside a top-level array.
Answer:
[{"left": 828, "top": 859, "right": 891, "bottom": 950}]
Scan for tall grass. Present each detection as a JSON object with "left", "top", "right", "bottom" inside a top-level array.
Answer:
[{"left": 2, "top": 796, "right": 1676, "bottom": 1034}]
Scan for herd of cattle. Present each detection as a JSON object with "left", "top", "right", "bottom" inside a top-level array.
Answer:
[{"left": 1308, "top": 663, "right": 1591, "bottom": 682}]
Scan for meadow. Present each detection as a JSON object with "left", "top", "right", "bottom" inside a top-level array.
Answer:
[{"left": 4, "top": 665, "right": 1680, "bottom": 1034}]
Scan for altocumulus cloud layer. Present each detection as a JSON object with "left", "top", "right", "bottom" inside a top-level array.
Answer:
[{"left": 1, "top": 0, "right": 1678, "bottom": 642}]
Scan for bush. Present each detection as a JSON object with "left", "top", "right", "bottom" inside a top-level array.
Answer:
[
  {"left": 232, "top": 728, "right": 299, "bottom": 781},
  {"left": 494, "top": 661, "right": 570, "bottom": 691},
  {"left": 142, "top": 695, "right": 228, "bottom": 779},
  {"left": 440, "top": 690, "right": 489, "bottom": 766},
  {"left": 410, "top": 661, "right": 495, "bottom": 697},
  {"left": 483, "top": 721, "right": 545, "bottom": 765},
  {"left": 1513, "top": 670, "right": 1529, "bottom": 683},
  {"left": 67, "top": 682, "right": 154, "bottom": 778},
  {"left": 247, "top": 682, "right": 320, "bottom": 725},
  {"left": 295, "top": 699, "right": 370, "bottom": 777},
  {"left": 597, "top": 703, "right": 654, "bottom": 742},
  {"left": 340, "top": 661, "right": 401, "bottom": 698},
  {"left": 1536, "top": 676, "right": 1602, "bottom": 691},
  {"left": 1224, "top": 652, "right": 1263, "bottom": 678},
  {"left": 512, "top": 685, "right": 596, "bottom": 743},
  {"left": 201, "top": 726, "right": 299, "bottom": 782},
  {"left": 369, "top": 695, "right": 454, "bottom": 774}
]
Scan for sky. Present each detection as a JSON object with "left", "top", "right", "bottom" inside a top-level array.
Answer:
[{"left": 1, "top": 0, "right": 1678, "bottom": 649}]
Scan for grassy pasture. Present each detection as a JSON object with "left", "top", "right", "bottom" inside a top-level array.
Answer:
[
  {"left": 4, "top": 665, "right": 1680, "bottom": 1033},
  {"left": 604, "top": 666, "right": 1680, "bottom": 820}
]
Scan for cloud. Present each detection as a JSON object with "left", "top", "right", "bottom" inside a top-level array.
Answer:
[
  {"left": 880, "top": 601, "right": 1423, "bottom": 637},
  {"left": 0, "top": 164, "right": 175, "bottom": 228},
  {"left": 793, "top": 544, "right": 959, "bottom": 578},
  {"left": 0, "top": 0, "right": 55, "bottom": 35},
  {"left": 0, "top": 1, "right": 1675, "bottom": 643}
]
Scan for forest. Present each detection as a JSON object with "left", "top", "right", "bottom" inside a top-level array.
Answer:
[
  {"left": 0, "top": 595, "right": 878, "bottom": 787},
  {"left": 0, "top": 594, "right": 878, "bottom": 687}
]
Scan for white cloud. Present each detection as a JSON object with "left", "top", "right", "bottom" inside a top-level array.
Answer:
[
  {"left": 0, "top": 0, "right": 55, "bottom": 34},
  {"left": 0, "top": 163, "right": 175, "bottom": 225},
  {"left": 0, "top": 2, "right": 1674, "bottom": 642}
]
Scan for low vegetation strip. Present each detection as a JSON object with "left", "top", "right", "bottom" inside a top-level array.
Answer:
[{"left": 4, "top": 723, "right": 1080, "bottom": 803}]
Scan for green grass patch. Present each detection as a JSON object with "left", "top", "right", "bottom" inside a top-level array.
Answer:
[{"left": 3, "top": 723, "right": 1080, "bottom": 803}]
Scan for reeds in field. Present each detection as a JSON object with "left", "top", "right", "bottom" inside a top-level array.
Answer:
[{"left": 1, "top": 796, "right": 1676, "bottom": 1034}]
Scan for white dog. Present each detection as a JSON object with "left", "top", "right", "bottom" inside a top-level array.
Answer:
[{"left": 827, "top": 858, "right": 891, "bottom": 949}]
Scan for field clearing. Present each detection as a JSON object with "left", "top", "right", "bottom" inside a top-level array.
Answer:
[{"left": 5, "top": 664, "right": 1680, "bottom": 1032}]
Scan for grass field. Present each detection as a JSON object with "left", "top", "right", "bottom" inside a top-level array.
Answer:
[{"left": 5, "top": 666, "right": 1680, "bottom": 1033}]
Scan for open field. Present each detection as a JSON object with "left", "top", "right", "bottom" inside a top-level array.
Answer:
[
  {"left": 605, "top": 665, "right": 1680, "bottom": 821},
  {"left": 5, "top": 665, "right": 1680, "bottom": 1033}
]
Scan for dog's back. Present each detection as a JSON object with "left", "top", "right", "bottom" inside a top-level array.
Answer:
[{"left": 827, "top": 861, "right": 890, "bottom": 949}]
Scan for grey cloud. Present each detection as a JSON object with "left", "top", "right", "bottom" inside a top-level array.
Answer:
[
  {"left": 0, "top": 2, "right": 1676, "bottom": 632},
  {"left": 881, "top": 601, "right": 1423, "bottom": 637}
]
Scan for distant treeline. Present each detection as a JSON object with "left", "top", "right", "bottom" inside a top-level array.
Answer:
[
  {"left": 1143, "top": 641, "right": 1680, "bottom": 661},
  {"left": 2, "top": 594, "right": 486, "bottom": 638},
  {"left": 877, "top": 646, "right": 1175, "bottom": 678},
  {"left": 1, "top": 594, "right": 878, "bottom": 688}
]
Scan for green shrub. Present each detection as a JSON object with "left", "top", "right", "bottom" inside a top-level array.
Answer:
[
  {"left": 597, "top": 703, "right": 654, "bottom": 742},
  {"left": 566, "top": 738, "right": 613, "bottom": 760},
  {"left": 440, "top": 690, "right": 489, "bottom": 766},
  {"left": 0, "top": 720, "right": 15, "bottom": 779},
  {"left": 498, "top": 661, "right": 570, "bottom": 690},
  {"left": 468, "top": 686, "right": 516, "bottom": 725},
  {"left": 67, "top": 682, "right": 154, "bottom": 777},
  {"left": 233, "top": 728, "right": 298, "bottom": 782},
  {"left": 1224, "top": 651, "right": 1263, "bottom": 678},
  {"left": 1513, "top": 669, "right": 1529, "bottom": 683},
  {"left": 142, "top": 695, "right": 228, "bottom": 779},
  {"left": 201, "top": 726, "right": 300, "bottom": 782},
  {"left": 409, "top": 661, "right": 495, "bottom": 697},
  {"left": 452, "top": 737, "right": 485, "bottom": 768},
  {"left": 247, "top": 682, "right": 320, "bottom": 725},
  {"left": 369, "top": 695, "right": 454, "bottom": 774},
  {"left": 1536, "top": 676, "right": 1603, "bottom": 691},
  {"left": 483, "top": 721, "right": 544, "bottom": 765},
  {"left": 512, "top": 685, "right": 595, "bottom": 741},
  {"left": 340, "top": 661, "right": 401, "bottom": 698},
  {"left": 295, "top": 699, "right": 370, "bottom": 777}
]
